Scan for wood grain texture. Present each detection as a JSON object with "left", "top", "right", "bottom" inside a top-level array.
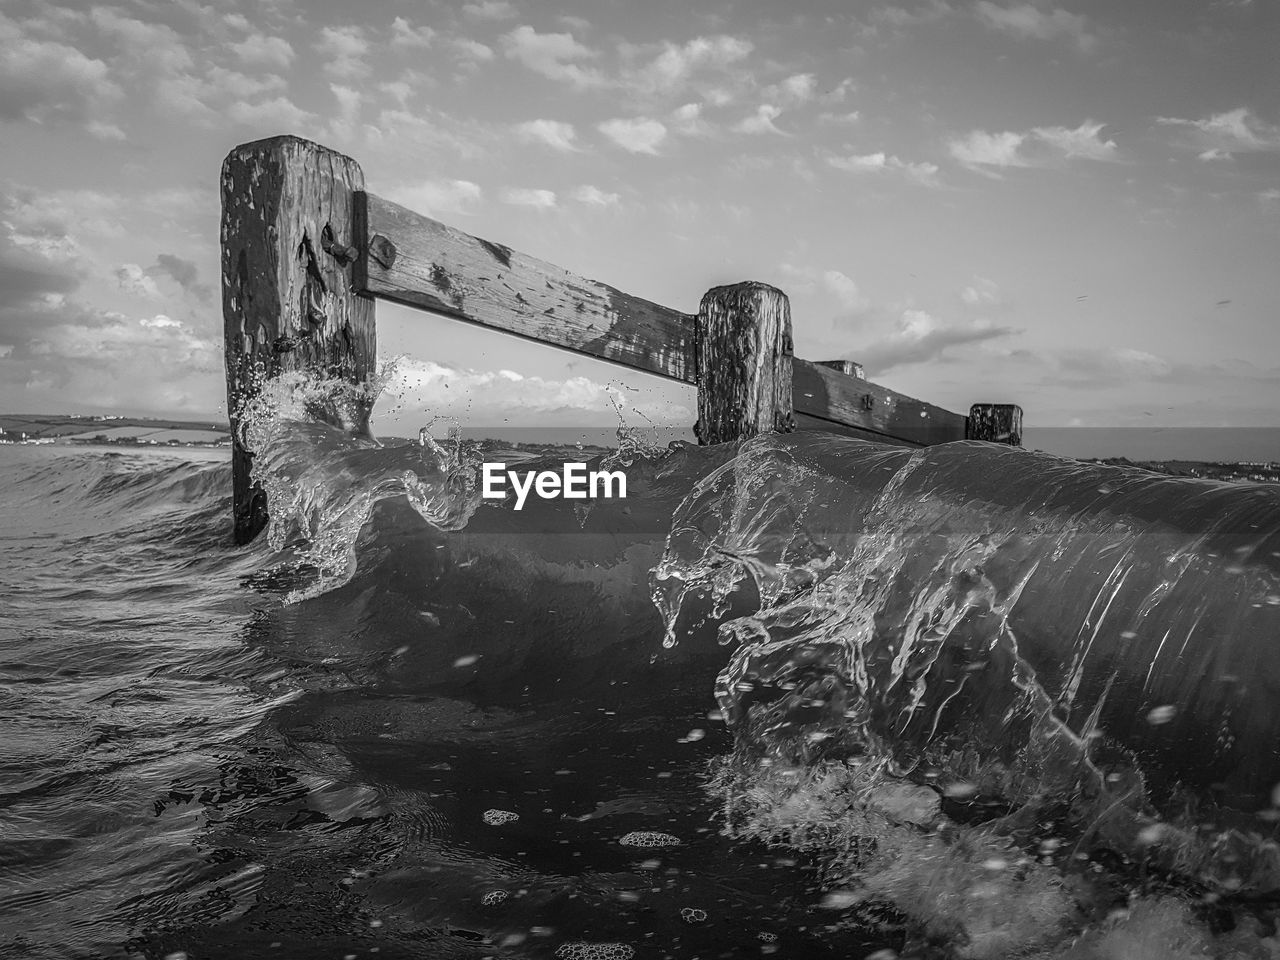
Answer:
[
  {"left": 358, "top": 192, "right": 696, "bottom": 382},
  {"left": 966, "top": 403, "right": 1024, "bottom": 445},
  {"left": 695, "top": 282, "right": 794, "bottom": 444},
  {"left": 793, "top": 360, "right": 967, "bottom": 446},
  {"left": 221, "top": 135, "right": 375, "bottom": 544},
  {"left": 352, "top": 186, "right": 975, "bottom": 446}
]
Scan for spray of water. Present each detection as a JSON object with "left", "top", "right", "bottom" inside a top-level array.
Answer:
[
  {"left": 654, "top": 432, "right": 1280, "bottom": 952},
  {"left": 236, "top": 368, "right": 483, "bottom": 601}
]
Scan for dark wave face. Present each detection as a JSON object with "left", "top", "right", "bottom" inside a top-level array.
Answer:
[{"left": 5, "top": 384, "right": 1280, "bottom": 960}]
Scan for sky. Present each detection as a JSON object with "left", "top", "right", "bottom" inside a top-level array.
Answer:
[{"left": 0, "top": 0, "right": 1277, "bottom": 450}]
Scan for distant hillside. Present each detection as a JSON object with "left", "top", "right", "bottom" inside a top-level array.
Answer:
[{"left": 0, "top": 414, "right": 228, "bottom": 442}]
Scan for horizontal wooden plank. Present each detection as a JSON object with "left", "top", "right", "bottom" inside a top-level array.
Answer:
[
  {"left": 356, "top": 190, "right": 968, "bottom": 444},
  {"left": 792, "top": 412, "right": 923, "bottom": 447},
  {"left": 793, "top": 359, "right": 967, "bottom": 445},
  {"left": 357, "top": 192, "right": 696, "bottom": 382}
]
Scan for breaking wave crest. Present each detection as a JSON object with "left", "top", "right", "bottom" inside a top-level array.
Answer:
[
  {"left": 217, "top": 373, "right": 1280, "bottom": 954},
  {"left": 237, "top": 370, "right": 485, "bottom": 601},
  {"left": 653, "top": 432, "right": 1280, "bottom": 955}
]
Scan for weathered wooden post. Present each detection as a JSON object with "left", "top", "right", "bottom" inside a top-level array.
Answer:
[
  {"left": 966, "top": 403, "right": 1023, "bottom": 446},
  {"left": 694, "top": 282, "right": 794, "bottom": 444},
  {"left": 221, "top": 135, "right": 376, "bottom": 544}
]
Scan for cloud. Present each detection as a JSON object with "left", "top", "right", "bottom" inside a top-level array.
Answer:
[
  {"left": 775, "top": 264, "right": 870, "bottom": 312},
  {"left": 1050, "top": 347, "right": 1175, "bottom": 387},
  {"left": 949, "top": 121, "right": 1117, "bottom": 174},
  {"left": 390, "top": 17, "right": 435, "bottom": 49},
  {"left": 230, "top": 34, "right": 295, "bottom": 69},
  {"left": 572, "top": 185, "right": 620, "bottom": 207},
  {"left": 598, "top": 117, "right": 667, "bottom": 154},
  {"left": 463, "top": 1, "right": 517, "bottom": 19},
  {"left": 387, "top": 359, "right": 693, "bottom": 425},
  {"left": 960, "top": 276, "right": 1002, "bottom": 306},
  {"left": 389, "top": 179, "right": 484, "bottom": 217},
  {"left": 139, "top": 313, "right": 182, "bottom": 329},
  {"left": 452, "top": 38, "right": 495, "bottom": 62},
  {"left": 869, "top": 1, "right": 955, "bottom": 30},
  {"left": 515, "top": 119, "right": 578, "bottom": 151},
  {"left": 0, "top": 12, "right": 122, "bottom": 125},
  {"left": 1156, "top": 107, "right": 1280, "bottom": 158},
  {"left": 974, "top": 2, "right": 1098, "bottom": 53},
  {"left": 735, "top": 104, "right": 786, "bottom": 135},
  {"left": 947, "top": 130, "right": 1029, "bottom": 173},
  {"left": 822, "top": 270, "right": 870, "bottom": 311},
  {"left": 0, "top": 193, "right": 219, "bottom": 414},
  {"left": 501, "top": 187, "right": 557, "bottom": 209},
  {"left": 150, "top": 254, "right": 212, "bottom": 303},
  {"left": 766, "top": 72, "right": 817, "bottom": 106},
  {"left": 204, "top": 66, "right": 288, "bottom": 100},
  {"left": 315, "top": 25, "right": 370, "bottom": 79},
  {"left": 669, "top": 102, "right": 712, "bottom": 136},
  {"left": 115, "top": 263, "right": 160, "bottom": 298},
  {"left": 820, "top": 77, "right": 856, "bottom": 104},
  {"left": 78, "top": 9, "right": 214, "bottom": 123},
  {"left": 627, "top": 35, "right": 753, "bottom": 96},
  {"left": 87, "top": 121, "right": 126, "bottom": 141},
  {"left": 226, "top": 96, "right": 315, "bottom": 131},
  {"left": 501, "top": 25, "right": 604, "bottom": 88},
  {"left": 1031, "top": 120, "right": 1118, "bottom": 160},
  {"left": 7, "top": 186, "right": 127, "bottom": 239},
  {"left": 0, "top": 227, "right": 83, "bottom": 310},
  {"left": 828, "top": 151, "right": 941, "bottom": 186},
  {"left": 328, "top": 83, "right": 362, "bottom": 140},
  {"left": 857, "top": 310, "right": 1018, "bottom": 374}
]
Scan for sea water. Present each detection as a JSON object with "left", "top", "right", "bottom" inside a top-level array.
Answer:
[{"left": 4, "top": 383, "right": 1280, "bottom": 959}]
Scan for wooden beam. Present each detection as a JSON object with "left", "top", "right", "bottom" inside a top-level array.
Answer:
[
  {"left": 221, "top": 135, "right": 375, "bottom": 545},
  {"left": 793, "top": 360, "right": 967, "bottom": 445},
  {"left": 357, "top": 192, "right": 696, "bottom": 382},
  {"left": 695, "top": 282, "right": 794, "bottom": 444},
  {"left": 351, "top": 187, "right": 976, "bottom": 446}
]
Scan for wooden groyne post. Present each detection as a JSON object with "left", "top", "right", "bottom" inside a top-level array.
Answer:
[
  {"left": 221, "top": 136, "right": 375, "bottom": 544},
  {"left": 220, "top": 133, "right": 1020, "bottom": 543},
  {"left": 966, "top": 404, "right": 1024, "bottom": 445},
  {"left": 695, "top": 283, "right": 794, "bottom": 444}
]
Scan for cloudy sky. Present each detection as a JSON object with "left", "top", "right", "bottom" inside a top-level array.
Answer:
[{"left": 1, "top": 0, "right": 1277, "bottom": 440}]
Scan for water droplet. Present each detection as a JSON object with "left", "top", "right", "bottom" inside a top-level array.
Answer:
[
  {"left": 1137, "top": 823, "right": 1168, "bottom": 845},
  {"left": 1146, "top": 705, "right": 1177, "bottom": 725},
  {"left": 819, "top": 889, "right": 858, "bottom": 909},
  {"left": 943, "top": 781, "right": 978, "bottom": 799}
]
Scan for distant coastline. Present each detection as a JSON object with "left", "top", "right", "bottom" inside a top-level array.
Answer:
[
  {"left": 0, "top": 413, "right": 229, "bottom": 447},
  {"left": 2, "top": 413, "right": 1277, "bottom": 485}
]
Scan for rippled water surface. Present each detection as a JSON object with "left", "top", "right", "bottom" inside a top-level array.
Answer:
[{"left": 4, "top": 416, "right": 1280, "bottom": 959}]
